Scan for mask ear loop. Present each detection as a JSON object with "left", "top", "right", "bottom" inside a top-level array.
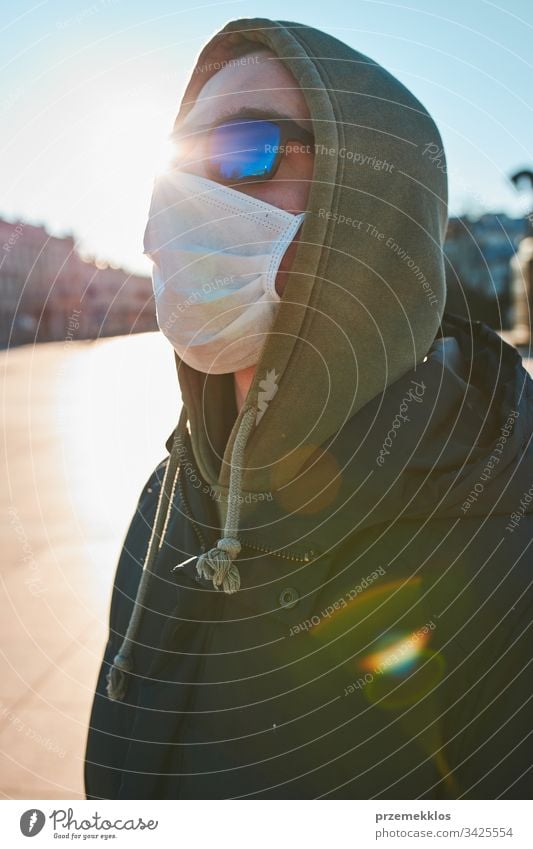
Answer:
[{"left": 106, "top": 406, "right": 187, "bottom": 702}]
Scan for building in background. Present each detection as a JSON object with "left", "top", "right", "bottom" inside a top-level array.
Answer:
[
  {"left": 79, "top": 261, "right": 158, "bottom": 340},
  {"left": 444, "top": 213, "right": 527, "bottom": 330},
  {"left": 509, "top": 236, "right": 533, "bottom": 346},
  {"left": 0, "top": 217, "right": 156, "bottom": 348},
  {"left": 1, "top": 212, "right": 530, "bottom": 349}
]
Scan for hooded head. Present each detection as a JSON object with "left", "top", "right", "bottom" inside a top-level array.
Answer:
[{"left": 167, "top": 18, "right": 448, "bottom": 502}]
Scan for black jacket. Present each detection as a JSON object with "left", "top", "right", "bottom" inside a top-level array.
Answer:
[{"left": 84, "top": 313, "right": 533, "bottom": 799}]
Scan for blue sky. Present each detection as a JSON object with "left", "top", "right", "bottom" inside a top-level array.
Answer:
[{"left": 1, "top": 0, "right": 532, "bottom": 274}]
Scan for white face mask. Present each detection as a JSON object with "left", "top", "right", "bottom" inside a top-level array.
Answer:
[{"left": 143, "top": 170, "right": 305, "bottom": 374}]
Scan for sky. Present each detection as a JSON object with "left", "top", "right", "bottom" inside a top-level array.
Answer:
[{"left": 1, "top": 0, "right": 533, "bottom": 275}]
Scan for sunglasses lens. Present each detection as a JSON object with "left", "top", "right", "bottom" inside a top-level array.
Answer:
[{"left": 208, "top": 120, "right": 281, "bottom": 181}]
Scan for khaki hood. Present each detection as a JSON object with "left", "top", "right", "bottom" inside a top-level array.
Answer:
[{"left": 171, "top": 17, "right": 448, "bottom": 509}]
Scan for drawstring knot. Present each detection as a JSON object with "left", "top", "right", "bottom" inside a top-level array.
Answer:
[
  {"left": 196, "top": 537, "right": 241, "bottom": 593},
  {"left": 195, "top": 406, "right": 257, "bottom": 596}
]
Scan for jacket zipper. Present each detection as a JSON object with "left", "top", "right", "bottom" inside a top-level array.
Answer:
[
  {"left": 241, "top": 539, "right": 316, "bottom": 564},
  {"left": 173, "top": 431, "right": 316, "bottom": 567}
]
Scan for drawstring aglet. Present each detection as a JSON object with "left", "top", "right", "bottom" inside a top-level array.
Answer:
[
  {"left": 171, "top": 554, "right": 198, "bottom": 572},
  {"left": 106, "top": 651, "right": 133, "bottom": 702}
]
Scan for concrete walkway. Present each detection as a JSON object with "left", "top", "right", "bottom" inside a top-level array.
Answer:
[
  {"left": 0, "top": 333, "right": 178, "bottom": 798},
  {"left": 0, "top": 332, "right": 531, "bottom": 799}
]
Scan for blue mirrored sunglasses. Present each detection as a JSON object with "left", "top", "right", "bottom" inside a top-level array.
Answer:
[{"left": 172, "top": 116, "right": 314, "bottom": 184}]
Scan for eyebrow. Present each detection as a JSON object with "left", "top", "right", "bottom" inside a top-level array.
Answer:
[
  {"left": 177, "top": 106, "right": 311, "bottom": 137},
  {"left": 214, "top": 106, "right": 293, "bottom": 124}
]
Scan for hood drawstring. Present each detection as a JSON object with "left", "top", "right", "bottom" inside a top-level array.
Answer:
[
  {"left": 106, "top": 407, "right": 186, "bottom": 702},
  {"left": 105, "top": 405, "right": 256, "bottom": 702},
  {"left": 195, "top": 405, "right": 256, "bottom": 594}
]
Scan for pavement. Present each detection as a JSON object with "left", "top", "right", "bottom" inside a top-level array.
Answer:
[
  {"left": 0, "top": 333, "right": 178, "bottom": 799},
  {"left": 0, "top": 331, "right": 531, "bottom": 799}
]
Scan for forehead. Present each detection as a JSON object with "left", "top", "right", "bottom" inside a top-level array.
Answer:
[{"left": 182, "top": 51, "right": 311, "bottom": 127}]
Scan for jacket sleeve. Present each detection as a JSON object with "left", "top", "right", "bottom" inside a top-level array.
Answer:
[
  {"left": 84, "top": 456, "right": 169, "bottom": 800},
  {"left": 446, "top": 597, "right": 532, "bottom": 798},
  {"left": 441, "top": 515, "right": 533, "bottom": 799},
  {"left": 107, "top": 457, "right": 169, "bottom": 647}
]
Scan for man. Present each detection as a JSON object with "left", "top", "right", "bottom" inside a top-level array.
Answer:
[{"left": 84, "top": 18, "right": 533, "bottom": 799}]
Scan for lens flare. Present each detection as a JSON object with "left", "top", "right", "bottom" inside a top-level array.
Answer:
[{"left": 359, "top": 628, "right": 432, "bottom": 676}]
